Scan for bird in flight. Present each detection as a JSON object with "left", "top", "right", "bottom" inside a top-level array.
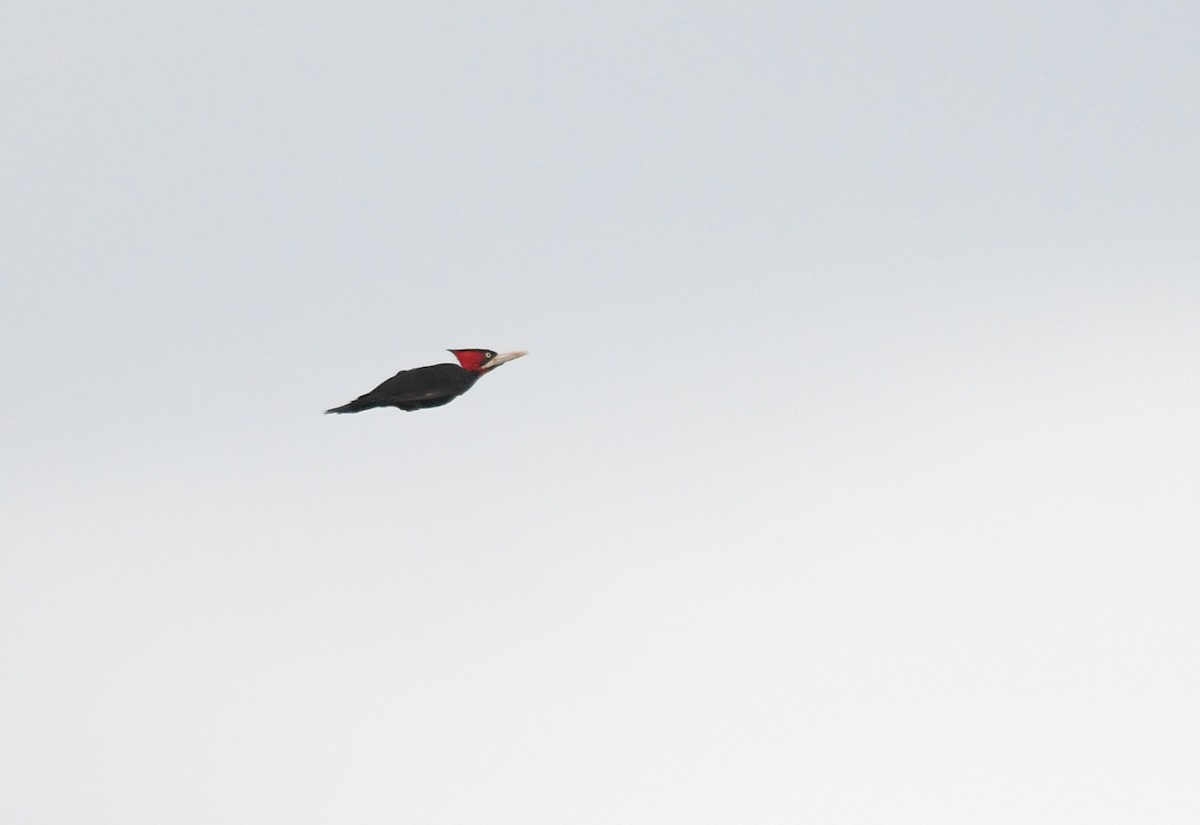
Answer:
[{"left": 325, "top": 348, "right": 528, "bottom": 414}]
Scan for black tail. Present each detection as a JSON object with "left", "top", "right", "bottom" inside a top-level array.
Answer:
[{"left": 324, "top": 396, "right": 378, "bottom": 414}]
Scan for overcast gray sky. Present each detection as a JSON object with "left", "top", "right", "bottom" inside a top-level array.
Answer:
[{"left": 3, "top": 1, "right": 1199, "bottom": 822}]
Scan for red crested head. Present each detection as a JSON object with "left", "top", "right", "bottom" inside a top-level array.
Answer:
[
  {"left": 449, "top": 349, "right": 496, "bottom": 373},
  {"left": 448, "top": 348, "right": 528, "bottom": 375}
]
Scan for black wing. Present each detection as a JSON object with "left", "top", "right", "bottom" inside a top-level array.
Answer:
[{"left": 326, "top": 364, "right": 478, "bottom": 414}]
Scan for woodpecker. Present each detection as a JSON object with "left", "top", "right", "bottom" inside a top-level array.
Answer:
[{"left": 325, "top": 349, "right": 527, "bottom": 414}]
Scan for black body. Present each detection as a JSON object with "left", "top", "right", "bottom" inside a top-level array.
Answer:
[{"left": 325, "top": 363, "right": 480, "bottom": 414}]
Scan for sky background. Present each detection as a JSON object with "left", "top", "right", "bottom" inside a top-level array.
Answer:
[{"left": 3, "top": 1, "right": 1199, "bottom": 822}]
